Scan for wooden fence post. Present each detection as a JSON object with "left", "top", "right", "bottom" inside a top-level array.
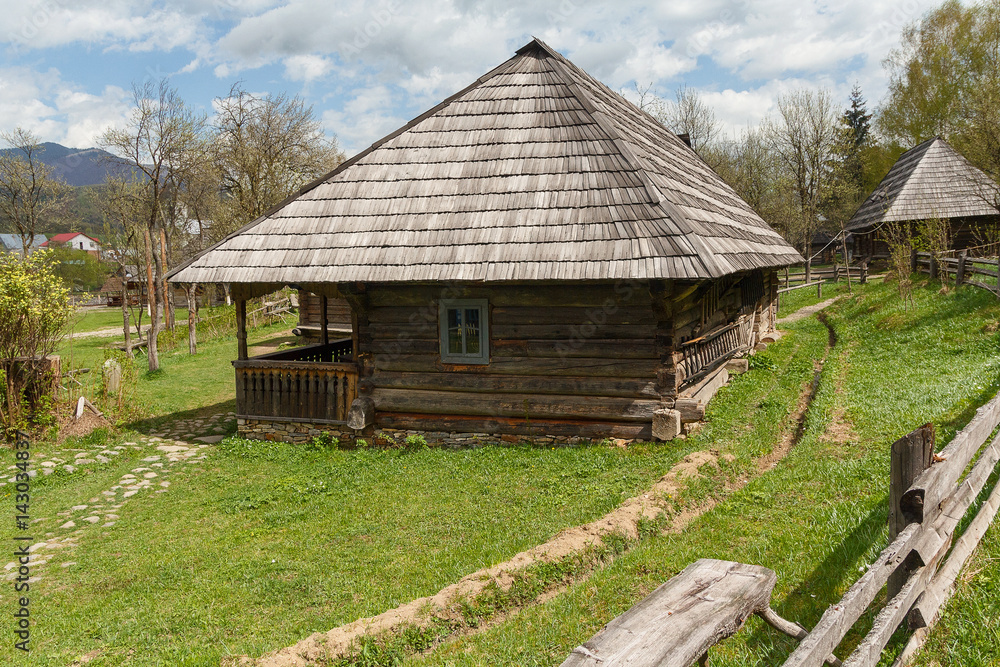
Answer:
[
  {"left": 817, "top": 281, "right": 822, "bottom": 299},
  {"left": 929, "top": 253, "right": 939, "bottom": 280},
  {"left": 784, "top": 267, "right": 789, "bottom": 288},
  {"left": 860, "top": 262, "right": 868, "bottom": 284},
  {"left": 910, "top": 247, "right": 918, "bottom": 273},
  {"left": 956, "top": 251, "right": 967, "bottom": 286},
  {"left": 996, "top": 255, "right": 999, "bottom": 298},
  {"left": 888, "top": 425, "right": 934, "bottom": 600}
]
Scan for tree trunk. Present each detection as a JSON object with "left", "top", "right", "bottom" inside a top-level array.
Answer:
[
  {"left": 187, "top": 283, "right": 198, "bottom": 355},
  {"left": 122, "top": 277, "right": 132, "bottom": 359},
  {"left": 143, "top": 227, "right": 160, "bottom": 372},
  {"left": 160, "top": 227, "right": 173, "bottom": 331}
]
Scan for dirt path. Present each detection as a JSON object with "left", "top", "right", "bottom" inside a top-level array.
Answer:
[
  {"left": 777, "top": 296, "right": 842, "bottom": 325},
  {"left": 67, "top": 321, "right": 189, "bottom": 340}
]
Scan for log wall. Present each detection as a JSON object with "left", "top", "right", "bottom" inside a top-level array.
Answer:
[
  {"left": 353, "top": 273, "right": 779, "bottom": 439},
  {"left": 297, "top": 291, "right": 353, "bottom": 334}
]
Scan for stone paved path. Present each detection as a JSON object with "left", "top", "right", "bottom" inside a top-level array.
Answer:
[{"left": 1, "top": 411, "right": 234, "bottom": 584}]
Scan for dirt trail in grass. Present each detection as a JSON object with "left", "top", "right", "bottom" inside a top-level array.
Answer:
[
  {"left": 248, "top": 308, "right": 841, "bottom": 667},
  {"left": 777, "top": 296, "right": 842, "bottom": 325}
]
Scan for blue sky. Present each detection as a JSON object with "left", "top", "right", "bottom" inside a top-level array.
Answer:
[{"left": 0, "top": 0, "right": 949, "bottom": 156}]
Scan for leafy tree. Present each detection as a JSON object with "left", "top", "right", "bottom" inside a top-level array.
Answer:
[
  {"left": 0, "top": 250, "right": 71, "bottom": 433},
  {"left": 48, "top": 245, "right": 109, "bottom": 292},
  {"left": 0, "top": 128, "right": 69, "bottom": 255}
]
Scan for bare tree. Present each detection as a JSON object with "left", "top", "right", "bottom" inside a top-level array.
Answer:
[
  {"left": 659, "top": 85, "right": 721, "bottom": 155},
  {"left": 100, "top": 79, "right": 206, "bottom": 372},
  {"left": 765, "top": 89, "right": 841, "bottom": 277},
  {"left": 100, "top": 176, "right": 149, "bottom": 358},
  {"left": 0, "top": 129, "right": 68, "bottom": 256},
  {"left": 715, "top": 127, "right": 800, "bottom": 236},
  {"left": 212, "top": 83, "right": 343, "bottom": 236}
]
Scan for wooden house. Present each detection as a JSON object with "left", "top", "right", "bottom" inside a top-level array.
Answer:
[
  {"left": 847, "top": 137, "right": 1000, "bottom": 259},
  {"left": 167, "top": 39, "right": 801, "bottom": 444}
]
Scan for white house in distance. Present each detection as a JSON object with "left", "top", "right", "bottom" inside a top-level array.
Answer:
[{"left": 42, "top": 233, "right": 102, "bottom": 257}]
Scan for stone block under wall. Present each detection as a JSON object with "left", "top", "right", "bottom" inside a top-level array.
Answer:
[{"left": 236, "top": 420, "right": 643, "bottom": 448}]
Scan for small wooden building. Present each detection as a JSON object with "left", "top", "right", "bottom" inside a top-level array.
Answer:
[
  {"left": 168, "top": 39, "right": 801, "bottom": 444},
  {"left": 847, "top": 137, "right": 1000, "bottom": 259}
]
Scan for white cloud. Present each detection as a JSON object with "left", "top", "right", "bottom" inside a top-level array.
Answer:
[
  {"left": 321, "top": 84, "right": 407, "bottom": 156},
  {"left": 283, "top": 54, "right": 332, "bottom": 82},
  {"left": 0, "top": 66, "right": 129, "bottom": 148}
]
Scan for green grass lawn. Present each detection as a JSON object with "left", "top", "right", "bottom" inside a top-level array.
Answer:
[
  {"left": 11, "top": 277, "right": 1000, "bottom": 666},
  {"left": 402, "top": 277, "right": 1000, "bottom": 667},
  {"left": 56, "top": 312, "right": 297, "bottom": 428},
  {"left": 11, "top": 434, "right": 695, "bottom": 665}
]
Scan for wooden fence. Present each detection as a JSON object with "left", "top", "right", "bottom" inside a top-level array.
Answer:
[
  {"left": 781, "top": 264, "right": 869, "bottom": 289},
  {"left": 564, "top": 392, "right": 1000, "bottom": 667},
  {"left": 913, "top": 251, "right": 1000, "bottom": 297}
]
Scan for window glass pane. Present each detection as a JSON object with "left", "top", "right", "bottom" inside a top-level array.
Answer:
[
  {"left": 464, "top": 308, "right": 480, "bottom": 354},
  {"left": 447, "top": 309, "right": 463, "bottom": 354}
]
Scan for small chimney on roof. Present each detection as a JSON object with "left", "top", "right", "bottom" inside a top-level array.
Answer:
[{"left": 677, "top": 133, "right": 692, "bottom": 148}]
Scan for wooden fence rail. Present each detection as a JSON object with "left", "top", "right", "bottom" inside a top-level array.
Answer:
[
  {"left": 563, "top": 391, "right": 1000, "bottom": 667},
  {"left": 913, "top": 251, "right": 1000, "bottom": 297}
]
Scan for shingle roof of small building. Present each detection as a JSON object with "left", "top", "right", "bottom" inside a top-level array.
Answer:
[
  {"left": 0, "top": 233, "right": 48, "bottom": 251},
  {"left": 847, "top": 137, "right": 1000, "bottom": 232},
  {"left": 169, "top": 39, "right": 801, "bottom": 285}
]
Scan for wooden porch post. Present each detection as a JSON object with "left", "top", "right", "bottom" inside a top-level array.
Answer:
[
  {"left": 236, "top": 298, "right": 248, "bottom": 360},
  {"left": 320, "top": 295, "right": 329, "bottom": 347}
]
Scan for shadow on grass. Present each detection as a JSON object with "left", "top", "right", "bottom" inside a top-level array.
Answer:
[
  {"left": 123, "top": 399, "right": 238, "bottom": 435},
  {"left": 745, "top": 502, "right": 888, "bottom": 664}
]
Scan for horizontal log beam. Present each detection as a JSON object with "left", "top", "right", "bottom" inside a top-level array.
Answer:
[
  {"left": 365, "top": 371, "right": 661, "bottom": 398},
  {"left": 371, "top": 387, "right": 663, "bottom": 422},
  {"left": 373, "top": 353, "right": 660, "bottom": 377},
  {"left": 375, "top": 412, "right": 652, "bottom": 439}
]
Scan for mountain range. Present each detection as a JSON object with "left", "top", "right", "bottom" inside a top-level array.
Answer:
[{"left": 0, "top": 142, "right": 138, "bottom": 187}]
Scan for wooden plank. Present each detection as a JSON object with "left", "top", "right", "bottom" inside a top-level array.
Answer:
[
  {"left": 367, "top": 305, "right": 657, "bottom": 326},
  {"left": 375, "top": 412, "right": 652, "bottom": 439},
  {"left": 906, "top": 464, "right": 1000, "bottom": 633},
  {"left": 365, "top": 371, "right": 661, "bottom": 398},
  {"left": 366, "top": 284, "right": 652, "bottom": 308},
  {"left": 373, "top": 353, "right": 658, "bottom": 377},
  {"left": 371, "top": 388, "right": 662, "bottom": 422},
  {"left": 561, "top": 560, "right": 776, "bottom": 667},
  {"left": 842, "top": 536, "right": 949, "bottom": 667},
  {"left": 492, "top": 323, "right": 658, "bottom": 340}
]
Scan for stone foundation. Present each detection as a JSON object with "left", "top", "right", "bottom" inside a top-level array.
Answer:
[{"left": 237, "top": 419, "right": 631, "bottom": 448}]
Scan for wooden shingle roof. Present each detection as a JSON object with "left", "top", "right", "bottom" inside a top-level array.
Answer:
[
  {"left": 847, "top": 137, "right": 1000, "bottom": 233},
  {"left": 169, "top": 39, "right": 801, "bottom": 285}
]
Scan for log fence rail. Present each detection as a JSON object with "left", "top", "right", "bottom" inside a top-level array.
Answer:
[{"left": 562, "top": 390, "right": 1000, "bottom": 667}]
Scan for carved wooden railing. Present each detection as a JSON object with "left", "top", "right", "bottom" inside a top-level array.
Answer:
[
  {"left": 233, "top": 339, "right": 358, "bottom": 423},
  {"left": 678, "top": 316, "right": 754, "bottom": 388}
]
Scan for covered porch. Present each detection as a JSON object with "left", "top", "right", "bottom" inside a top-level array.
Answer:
[{"left": 233, "top": 286, "right": 359, "bottom": 425}]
